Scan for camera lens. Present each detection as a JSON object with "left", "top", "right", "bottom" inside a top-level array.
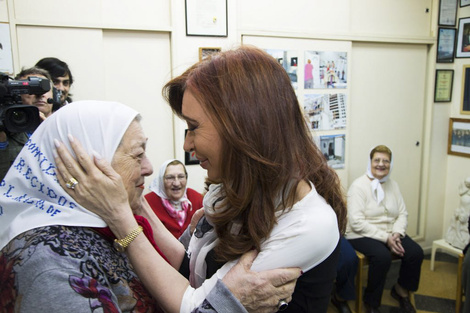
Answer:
[
  {"left": 4, "top": 105, "right": 40, "bottom": 133},
  {"left": 10, "top": 109, "right": 28, "bottom": 126}
]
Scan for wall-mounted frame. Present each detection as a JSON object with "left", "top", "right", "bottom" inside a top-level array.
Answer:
[
  {"left": 437, "top": 27, "right": 456, "bottom": 63},
  {"left": 435, "top": 69, "right": 454, "bottom": 102},
  {"left": 448, "top": 118, "right": 470, "bottom": 157},
  {"left": 184, "top": 130, "right": 200, "bottom": 165},
  {"left": 456, "top": 17, "right": 470, "bottom": 58},
  {"left": 199, "top": 47, "right": 221, "bottom": 61},
  {"left": 461, "top": 0, "right": 470, "bottom": 7},
  {"left": 439, "top": 0, "right": 458, "bottom": 26},
  {"left": 462, "top": 65, "right": 470, "bottom": 113},
  {"left": 185, "top": 0, "right": 227, "bottom": 37},
  {"left": 0, "top": 23, "right": 14, "bottom": 74}
]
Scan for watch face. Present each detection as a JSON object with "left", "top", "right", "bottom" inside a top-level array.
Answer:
[{"left": 114, "top": 240, "right": 125, "bottom": 252}]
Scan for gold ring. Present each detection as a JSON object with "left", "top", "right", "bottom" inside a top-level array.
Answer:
[{"left": 65, "top": 177, "right": 79, "bottom": 190}]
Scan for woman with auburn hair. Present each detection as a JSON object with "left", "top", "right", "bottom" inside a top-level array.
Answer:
[{"left": 54, "top": 45, "right": 346, "bottom": 313}]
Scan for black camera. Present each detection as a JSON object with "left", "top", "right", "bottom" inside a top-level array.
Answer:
[{"left": 0, "top": 72, "right": 51, "bottom": 133}]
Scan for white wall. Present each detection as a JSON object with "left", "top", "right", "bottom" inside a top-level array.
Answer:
[{"left": 440, "top": 5, "right": 470, "bottom": 242}]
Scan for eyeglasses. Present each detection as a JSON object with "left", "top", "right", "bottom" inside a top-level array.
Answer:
[
  {"left": 164, "top": 174, "right": 187, "bottom": 182},
  {"left": 372, "top": 158, "right": 390, "bottom": 165}
]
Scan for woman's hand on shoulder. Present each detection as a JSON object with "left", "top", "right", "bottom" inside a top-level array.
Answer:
[
  {"left": 54, "top": 135, "right": 132, "bottom": 228},
  {"left": 222, "top": 250, "right": 301, "bottom": 313}
]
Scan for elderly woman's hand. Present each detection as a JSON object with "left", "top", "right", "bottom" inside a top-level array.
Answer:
[
  {"left": 387, "top": 233, "right": 405, "bottom": 257},
  {"left": 54, "top": 135, "right": 135, "bottom": 234},
  {"left": 222, "top": 250, "right": 300, "bottom": 313}
]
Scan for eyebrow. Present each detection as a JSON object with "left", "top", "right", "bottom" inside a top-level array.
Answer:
[{"left": 180, "top": 113, "right": 197, "bottom": 123}]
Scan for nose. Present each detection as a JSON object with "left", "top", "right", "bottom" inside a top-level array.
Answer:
[
  {"left": 183, "top": 131, "right": 195, "bottom": 152},
  {"left": 141, "top": 156, "right": 153, "bottom": 177},
  {"left": 54, "top": 82, "right": 65, "bottom": 91}
]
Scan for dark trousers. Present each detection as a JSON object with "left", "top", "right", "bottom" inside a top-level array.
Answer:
[
  {"left": 348, "top": 235, "right": 423, "bottom": 307},
  {"left": 336, "top": 237, "right": 358, "bottom": 300}
]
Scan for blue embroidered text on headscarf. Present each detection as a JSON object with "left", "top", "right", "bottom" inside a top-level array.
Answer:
[{"left": 0, "top": 100, "right": 138, "bottom": 250}]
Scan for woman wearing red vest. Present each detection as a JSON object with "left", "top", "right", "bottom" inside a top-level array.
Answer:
[{"left": 145, "top": 159, "right": 203, "bottom": 238}]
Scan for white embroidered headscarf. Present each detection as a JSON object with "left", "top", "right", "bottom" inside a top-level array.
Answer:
[
  {"left": 366, "top": 146, "right": 393, "bottom": 205},
  {"left": 0, "top": 100, "right": 138, "bottom": 250},
  {"left": 149, "top": 159, "right": 191, "bottom": 227}
]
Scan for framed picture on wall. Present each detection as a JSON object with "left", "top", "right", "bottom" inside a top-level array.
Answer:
[
  {"left": 0, "top": 23, "right": 14, "bottom": 74},
  {"left": 456, "top": 17, "right": 470, "bottom": 57},
  {"left": 199, "top": 47, "right": 221, "bottom": 61},
  {"left": 461, "top": 0, "right": 470, "bottom": 7},
  {"left": 448, "top": 118, "right": 470, "bottom": 157},
  {"left": 434, "top": 69, "right": 454, "bottom": 102},
  {"left": 439, "top": 0, "right": 458, "bottom": 26},
  {"left": 437, "top": 27, "right": 456, "bottom": 63},
  {"left": 185, "top": 0, "right": 228, "bottom": 37},
  {"left": 461, "top": 65, "right": 470, "bottom": 113}
]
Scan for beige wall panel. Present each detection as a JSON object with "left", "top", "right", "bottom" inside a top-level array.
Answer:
[
  {"left": 102, "top": 0, "right": 170, "bottom": 29},
  {"left": 16, "top": 25, "right": 105, "bottom": 101},
  {"left": 102, "top": 30, "right": 173, "bottom": 186},
  {"left": 349, "top": 42, "right": 427, "bottom": 237},
  {"left": 0, "top": 0, "right": 8, "bottom": 22},
  {"left": 14, "top": 0, "right": 101, "bottom": 26},
  {"left": 238, "top": 0, "right": 350, "bottom": 34},
  {"left": 350, "top": 0, "right": 432, "bottom": 38}
]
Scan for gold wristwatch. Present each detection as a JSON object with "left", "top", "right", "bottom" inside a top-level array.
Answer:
[{"left": 113, "top": 226, "right": 143, "bottom": 252}]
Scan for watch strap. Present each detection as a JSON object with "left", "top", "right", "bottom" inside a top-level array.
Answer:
[{"left": 114, "top": 225, "right": 143, "bottom": 251}]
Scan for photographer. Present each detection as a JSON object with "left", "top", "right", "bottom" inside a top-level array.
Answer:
[{"left": 0, "top": 67, "right": 53, "bottom": 181}]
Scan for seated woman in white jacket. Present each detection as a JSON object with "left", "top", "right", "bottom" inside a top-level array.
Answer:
[{"left": 346, "top": 145, "right": 423, "bottom": 313}]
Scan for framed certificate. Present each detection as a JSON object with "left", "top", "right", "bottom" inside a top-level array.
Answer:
[
  {"left": 439, "top": 0, "right": 458, "bottom": 26},
  {"left": 437, "top": 27, "right": 456, "bottom": 63},
  {"left": 185, "top": 0, "right": 228, "bottom": 37},
  {"left": 434, "top": 69, "right": 454, "bottom": 102}
]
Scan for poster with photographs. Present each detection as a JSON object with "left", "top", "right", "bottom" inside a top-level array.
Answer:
[
  {"left": 265, "top": 49, "right": 299, "bottom": 89},
  {"left": 313, "top": 134, "right": 346, "bottom": 169},
  {"left": 304, "top": 51, "right": 347, "bottom": 89},
  {"left": 303, "top": 94, "right": 347, "bottom": 131}
]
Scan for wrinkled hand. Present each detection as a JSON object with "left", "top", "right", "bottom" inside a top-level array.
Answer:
[
  {"left": 53, "top": 135, "right": 133, "bottom": 230},
  {"left": 387, "top": 233, "right": 405, "bottom": 257},
  {"left": 222, "top": 250, "right": 300, "bottom": 313}
]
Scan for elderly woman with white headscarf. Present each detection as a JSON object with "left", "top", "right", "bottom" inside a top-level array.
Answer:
[
  {"left": 145, "top": 159, "right": 203, "bottom": 238},
  {"left": 345, "top": 145, "right": 423, "bottom": 313},
  {"left": 0, "top": 101, "right": 298, "bottom": 313}
]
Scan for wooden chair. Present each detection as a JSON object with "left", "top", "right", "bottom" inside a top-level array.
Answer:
[
  {"left": 457, "top": 252, "right": 465, "bottom": 313},
  {"left": 355, "top": 251, "right": 367, "bottom": 313},
  {"left": 355, "top": 250, "right": 402, "bottom": 313}
]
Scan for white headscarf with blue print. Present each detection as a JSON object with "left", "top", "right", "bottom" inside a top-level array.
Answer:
[{"left": 0, "top": 100, "right": 138, "bottom": 250}]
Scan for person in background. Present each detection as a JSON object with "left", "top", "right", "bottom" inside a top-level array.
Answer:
[
  {"left": 0, "top": 67, "right": 53, "bottom": 181},
  {"left": 331, "top": 237, "right": 358, "bottom": 313},
  {"left": 0, "top": 100, "right": 299, "bottom": 313},
  {"left": 145, "top": 159, "right": 203, "bottom": 238},
  {"left": 346, "top": 145, "right": 423, "bottom": 313},
  {"left": 304, "top": 58, "right": 313, "bottom": 89},
  {"left": 54, "top": 45, "right": 346, "bottom": 313},
  {"left": 36, "top": 57, "right": 74, "bottom": 107}
]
